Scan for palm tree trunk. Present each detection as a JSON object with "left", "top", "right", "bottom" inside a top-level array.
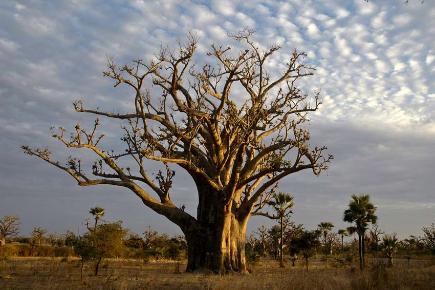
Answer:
[
  {"left": 358, "top": 234, "right": 363, "bottom": 270},
  {"left": 362, "top": 233, "right": 366, "bottom": 269},
  {"left": 341, "top": 235, "right": 344, "bottom": 252}
]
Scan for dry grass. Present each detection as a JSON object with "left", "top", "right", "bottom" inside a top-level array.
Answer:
[{"left": 0, "top": 257, "right": 434, "bottom": 290}]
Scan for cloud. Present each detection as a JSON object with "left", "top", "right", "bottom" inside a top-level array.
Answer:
[{"left": 0, "top": 0, "right": 434, "bottom": 237}]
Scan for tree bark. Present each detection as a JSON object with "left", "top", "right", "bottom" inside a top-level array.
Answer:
[
  {"left": 0, "top": 237, "right": 5, "bottom": 246},
  {"left": 184, "top": 183, "right": 248, "bottom": 274}
]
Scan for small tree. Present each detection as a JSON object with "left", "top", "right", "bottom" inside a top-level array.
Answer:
[
  {"left": 381, "top": 234, "right": 398, "bottom": 267},
  {"left": 89, "top": 207, "right": 105, "bottom": 230},
  {"left": 343, "top": 194, "right": 377, "bottom": 270},
  {"left": 368, "top": 224, "right": 384, "bottom": 255},
  {"left": 31, "top": 227, "right": 47, "bottom": 246},
  {"left": 255, "top": 192, "right": 294, "bottom": 267},
  {"left": 255, "top": 225, "right": 269, "bottom": 257},
  {"left": 91, "top": 221, "right": 127, "bottom": 275},
  {"left": 422, "top": 223, "right": 435, "bottom": 255},
  {"left": 285, "top": 222, "right": 304, "bottom": 266},
  {"left": 74, "top": 235, "right": 98, "bottom": 280},
  {"left": 337, "top": 229, "right": 348, "bottom": 253},
  {"left": 290, "top": 230, "right": 320, "bottom": 271},
  {"left": 0, "top": 215, "right": 20, "bottom": 246},
  {"left": 318, "top": 222, "right": 334, "bottom": 255}
]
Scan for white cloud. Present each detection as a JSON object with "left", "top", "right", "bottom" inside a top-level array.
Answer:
[
  {"left": 335, "top": 7, "right": 350, "bottom": 19},
  {"left": 211, "top": 0, "right": 235, "bottom": 16},
  {"left": 393, "top": 14, "right": 412, "bottom": 27},
  {"left": 306, "top": 22, "right": 320, "bottom": 38},
  {"left": 0, "top": 0, "right": 434, "bottom": 237},
  {"left": 0, "top": 38, "right": 19, "bottom": 53}
]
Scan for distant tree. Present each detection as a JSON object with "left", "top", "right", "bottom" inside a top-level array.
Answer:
[
  {"left": 368, "top": 224, "right": 384, "bottom": 255},
  {"left": 88, "top": 206, "right": 105, "bottom": 230},
  {"left": 337, "top": 229, "right": 348, "bottom": 253},
  {"left": 47, "top": 233, "right": 64, "bottom": 247},
  {"left": 255, "top": 225, "right": 269, "bottom": 257},
  {"left": 74, "top": 236, "right": 98, "bottom": 280},
  {"left": 0, "top": 215, "right": 20, "bottom": 246},
  {"left": 285, "top": 222, "right": 304, "bottom": 266},
  {"left": 64, "top": 230, "right": 77, "bottom": 248},
  {"left": 381, "top": 234, "right": 399, "bottom": 267},
  {"left": 124, "top": 233, "right": 145, "bottom": 249},
  {"left": 255, "top": 192, "right": 294, "bottom": 267},
  {"left": 343, "top": 194, "right": 377, "bottom": 270},
  {"left": 421, "top": 223, "right": 435, "bottom": 254},
  {"left": 318, "top": 222, "right": 334, "bottom": 255},
  {"left": 31, "top": 227, "right": 47, "bottom": 246},
  {"left": 268, "top": 225, "right": 281, "bottom": 260},
  {"left": 73, "top": 221, "right": 127, "bottom": 277},
  {"left": 290, "top": 230, "right": 320, "bottom": 271},
  {"left": 91, "top": 221, "right": 127, "bottom": 275}
]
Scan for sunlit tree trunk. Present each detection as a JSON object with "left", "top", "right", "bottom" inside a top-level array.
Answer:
[{"left": 184, "top": 183, "right": 248, "bottom": 273}]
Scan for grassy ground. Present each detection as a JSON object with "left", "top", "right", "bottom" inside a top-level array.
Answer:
[{"left": 0, "top": 257, "right": 434, "bottom": 290}]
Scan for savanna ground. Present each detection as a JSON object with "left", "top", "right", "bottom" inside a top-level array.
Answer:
[{"left": 0, "top": 256, "right": 434, "bottom": 290}]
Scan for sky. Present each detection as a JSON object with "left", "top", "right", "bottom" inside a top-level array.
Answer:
[{"left": 0, "top": 0, "right": 434, "bottom": 239}]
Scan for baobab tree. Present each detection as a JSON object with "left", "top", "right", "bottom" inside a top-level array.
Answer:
[
  {"left": 343, "top": 194, "right": 377, "bottom": 270},
  {"left": 22, "top": 31, "right": 331, "bottom": 273},
  {"left": 31, "top": 226, "right": 47, "bottom": 246},
  {"left": 0, "top": 215, "right": 20, "bottom": 246}
]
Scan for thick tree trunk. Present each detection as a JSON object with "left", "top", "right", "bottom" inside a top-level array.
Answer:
[
  {"left": 0, "top": 237, "right": 5, "bottom": 246},
  {"left": 184, "top": 183, "right": 248, "bottom": 274}
]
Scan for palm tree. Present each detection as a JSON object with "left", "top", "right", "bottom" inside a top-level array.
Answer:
[
  {"left": 89, "top": 206, "right": 105, "bottom": 230},
  {"left": 267, "top": 192, "right": 294, "bottom": 267},
  {"left": 382, "top": 234, "right": 399, "bottom": 267},
  {"left": 343, "top": 194, "right": 377, "bottom": 270},
  {"left": 337, "top": 229, "right": 348, "bottom": 253},
  {"left": 318, "top": 222, "right": 334, "bottom": 255}
]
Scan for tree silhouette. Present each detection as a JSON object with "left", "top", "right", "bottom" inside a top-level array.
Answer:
[
  {"left": 318, "top": 222, "right": 334, "bottom": 255},
  {"left": 290, "top": 230, "right": 320, "bottom": 271},
  {"left": 343, "top": 194, "right": 377, "bottom": 270},
  {"left": 22, "top": 31, "right": 332, "bottom": 273},
  {"left": 255, "top": 192, "right": 294, "bottom": 267},
  {"left": 89, "top": 206, "right": 105, "bottom": 230},
  {"left": 31, "top": 227, "right": 47, "bottom": 246},
  {"left": 337, "top": 229, "right": 348, "bottom": 253},
  {"left": 0, "top": 215, "right": 20, "bottom": 246},
  {"left": 422, "top": 223, "right": 435, "bottom": 254},
  {"left": 382, "top": 233, "right": 398, "bottom": 267}
]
